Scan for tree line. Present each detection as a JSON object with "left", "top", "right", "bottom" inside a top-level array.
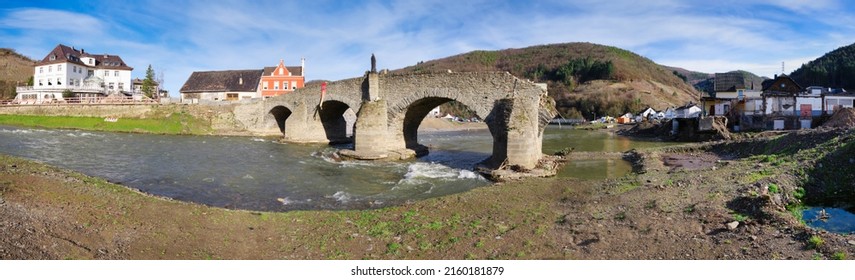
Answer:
[
  {"left": 527, "top": 57, "right": 614, "bottom": 90},
  {"left": 790, "top": 43, "right": 855, "bottom": 90}
]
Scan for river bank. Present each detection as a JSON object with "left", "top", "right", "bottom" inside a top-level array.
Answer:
[
  {"left": 2, "top": 127, "right": 854, "bottom": 259},
  {"left": 0, "top": 104, "right": 229, "bottom": 135}
]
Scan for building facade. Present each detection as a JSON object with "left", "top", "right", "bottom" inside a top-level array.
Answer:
[
  {"left": 260, "top": 58, "right": 305, "bottom": 97},
  {"left": 15, "top": 44, "right": 133, "bottom": 103},
  {"left": 179, "top": 69, "right": 263, "bottom": 103},
  {"left": 702, "top": 72, "right": 763, "bottom": 117}
]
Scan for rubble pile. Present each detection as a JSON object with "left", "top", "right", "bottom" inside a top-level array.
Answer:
[{"left": 822, "top": 108, "right": 855, "bottom": 128}]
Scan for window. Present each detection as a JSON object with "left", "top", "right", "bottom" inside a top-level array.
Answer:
[
  {"left": 226, "top": 93, "right": 239, "bottom": 101},
  {"left": 283, "top": 81, "right": 288, "bottom": 90},
  {"left": 114, "top": 71, "right": 119, "bottom": 77},
  {"left": 39, "top": 67, "right": 43, "bottom": 73},
  {"left": 118, "top": 83, "right": 124, "bottom": 90},
  {"left": 38, "top": 79, "right": 43, "bottom": 86},
  {"left": 274, "top": 83, "right": 279, "bottom": 90},
  {"left": 109, "top": 82, "right": 114, "bottom": 89},
  {"left": 49, "top": 66, "right": 52, "bottom": 72},
  {"left": 57, "top": 64, "right": 62, "bottom": 71},
  {"left": 263, "top": 81, "right": 268, "bottom": 90},
  {"left": 89, "top": 58, "right": 93, "bottom": 64},
  {"left": 293, "top": 85, "right": 297, "bottom": 90},
  {"left": 279, "top": 68, "right": 283, "bottom": 75},
  {"left": 57, "top": 79, "right": 61, "bottom": 85}
]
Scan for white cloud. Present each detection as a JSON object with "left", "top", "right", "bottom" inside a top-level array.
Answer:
[{"left": 0, "top": 8, "right": 103, "bottom": 34}]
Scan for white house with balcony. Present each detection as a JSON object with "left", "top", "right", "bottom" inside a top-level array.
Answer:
[{"left": 15, "top": 44, "right": 133, "bottom": 103}]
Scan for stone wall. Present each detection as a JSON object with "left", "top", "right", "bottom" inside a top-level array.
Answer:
[{"left": 0, "top": 104, "right": 155, "bottom": 118}]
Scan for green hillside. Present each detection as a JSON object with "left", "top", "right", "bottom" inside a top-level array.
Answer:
[
  {"left": 396, "top": 42, "right": 699, "bottom": 119},
  {"left": 790, "top": 42, "right": 855, "bottom": 90},
  {"left": 0, "top": 48, "right": 35, "bottom": 100}
]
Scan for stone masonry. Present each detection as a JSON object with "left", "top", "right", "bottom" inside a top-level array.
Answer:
[{"left": 233, "top": 71, "right": 555, "bottom": 169}]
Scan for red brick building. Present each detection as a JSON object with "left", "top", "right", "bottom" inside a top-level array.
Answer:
[{"left": 260, "top": 58, "right": 305, "bottom": 97}]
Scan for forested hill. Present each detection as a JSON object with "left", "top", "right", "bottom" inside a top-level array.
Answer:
[
  {"left": 0, "top": 48, "right": 35, "bottom": 100},
  {"left": 790, "top": 42, "right": 855, "bottom": 90},
  {"left": 395, "top": 42, "right": 699, "bottom": 119}
]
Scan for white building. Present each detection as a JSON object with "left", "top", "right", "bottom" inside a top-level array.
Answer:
[
  {"left": 824, "top": 90, "right": 855, "bottom": 114},
  {"left": 15, "top": 44, "right": 133, "bottom": 103},
  {"left": 675, "top": 103, "right": 702, "bottom": 119}
]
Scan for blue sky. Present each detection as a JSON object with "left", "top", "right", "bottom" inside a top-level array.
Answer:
[{"left": 2, "top": 0, "right": 854, "bottom": 96}]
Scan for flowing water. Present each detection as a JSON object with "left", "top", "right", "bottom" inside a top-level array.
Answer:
[{"left": 0, "top": 124, "right": 673, "bottom": 211}]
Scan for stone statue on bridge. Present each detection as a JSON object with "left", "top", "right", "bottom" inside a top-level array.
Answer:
[{"left": 370, "top": 53, "right": 377, "bottom": 73}]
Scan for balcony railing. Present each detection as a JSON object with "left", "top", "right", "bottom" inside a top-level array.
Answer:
[{"left": 16, "top": 85, "right": 106, "bottom": 93}]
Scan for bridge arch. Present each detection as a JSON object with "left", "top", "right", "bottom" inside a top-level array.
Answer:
[
  {"left": 267, "top": 105, "right": 293, "bottom": 135},
  {"left": 319, "top": 100, "right": 355, "bottom": 143}
]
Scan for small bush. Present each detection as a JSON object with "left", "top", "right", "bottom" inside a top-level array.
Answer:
[
  {"left": 793, "top": 187, "right": 806, "bottom": 200},
  {"left": 768, "top": 183, "right": 780, "bottom": 194},
  {"left": 808, "top": 235, "right": 824, "bottom": 249}
]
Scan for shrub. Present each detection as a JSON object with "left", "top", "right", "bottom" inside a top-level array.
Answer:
[{"left": 808, "top": 235, "right": 824, "bottom": 249}]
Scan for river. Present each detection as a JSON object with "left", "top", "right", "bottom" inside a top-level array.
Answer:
[{"left": 0, "top": 125, "right": 673, "bottom": 211}]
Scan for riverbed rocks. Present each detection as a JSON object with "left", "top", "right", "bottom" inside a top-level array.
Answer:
[
  {"left": 476, "top": 154, "right": 566, "bottom": 182},
  {"left": 726, "top": 221, "right": 740, "bottom": 230}
]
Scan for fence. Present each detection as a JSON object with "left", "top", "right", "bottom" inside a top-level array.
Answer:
[{"left": 0, "top": 96, "right": 159, "bottom": 106}]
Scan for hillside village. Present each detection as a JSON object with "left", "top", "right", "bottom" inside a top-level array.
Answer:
[
  {"left": 3, "top": 42, "right": 855, "bottom": 262},
  {"left": 6, "top": 42, "right": 854, "bottom": 136}
]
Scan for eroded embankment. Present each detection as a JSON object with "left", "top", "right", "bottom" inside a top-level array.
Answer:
[{"left": 583, "top": 128, "right": 855, "bottom": 259}]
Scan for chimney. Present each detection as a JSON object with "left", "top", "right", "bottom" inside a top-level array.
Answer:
[
  {"left": 301, "top": 57, "right": 305, "bottom": 77},
  {"left": 239, "top": 75, "right": 243, "bottom": 85},
  {"left": 81, "top": 49, "right": 84, "bottom": 54}
]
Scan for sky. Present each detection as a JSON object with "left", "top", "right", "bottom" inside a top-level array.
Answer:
[{"left": 2, "top": 0, "right": 854, "bottom": 96}]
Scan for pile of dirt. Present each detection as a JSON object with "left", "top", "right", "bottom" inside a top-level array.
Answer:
[
  {"left": 708, "top": 116, "right": 732, "bottom": 141},
  {"left": 672, "top": 116, "right": 730, "bottom": 142},
  {"left": 822, "top": 108, "right": 855, "bottom": 128},
  {"left": 617, "top": 120, "right": 671, "bottom": 139}
]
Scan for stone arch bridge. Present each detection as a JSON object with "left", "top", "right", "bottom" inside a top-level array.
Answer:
[{"left": 233, "top": 71, "right": 556, "bottom": 169}]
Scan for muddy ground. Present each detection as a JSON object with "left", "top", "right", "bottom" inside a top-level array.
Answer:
[{"left": 1, "top": 129, "right": 854, "bottom": 260}]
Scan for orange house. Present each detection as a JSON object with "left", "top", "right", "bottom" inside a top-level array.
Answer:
[{"left": 260, "top": 58, "right": 305, "bottom": 97}]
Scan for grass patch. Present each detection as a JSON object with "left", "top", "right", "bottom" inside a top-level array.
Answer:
[
  {"left": 793, "top": 187, "right": 806, "bottom": 200},
  {"left": 807, "top": 235, "right": 824, "bottom": 249},
  {"left": 832, "top": 252, "right": 847, "bottom": 260},
  {"left": 768, "top": 183, "right": 780, "bottom": 194},
  {"left": 0, "top": 113, "right": 209, "bottom": 134},
  {"left": 744, "top": 169, "right": 774, "bottom": 184},
  {"left": 732, "top": 213, "right": 748, "bottom": 222},
  {"left": 386, "top": 242, "right": 401, "bottom": 255}
]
